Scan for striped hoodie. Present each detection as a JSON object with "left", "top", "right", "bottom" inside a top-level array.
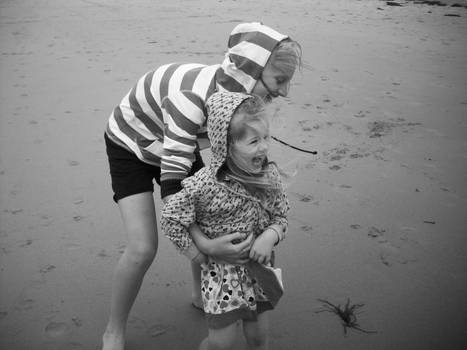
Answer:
[{"left": 105, "top": 22, "right": 288, "bottom": 198}]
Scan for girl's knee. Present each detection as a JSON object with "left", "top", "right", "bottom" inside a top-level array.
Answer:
[
  {"left": 125, "top": 242, "right": 156, "bottom": 266},
  {"left": 206, "top": 323, "right": 237, "bottom": 350}
]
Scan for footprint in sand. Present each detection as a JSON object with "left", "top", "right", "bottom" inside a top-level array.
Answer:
[
  {"left": 44, "top": 321, "right": 70, "bottom": 338},
  {"left": 40, "top": 264, "right": 56, "bottom": 274},
  {"left": 15, "top": 298, "right": 34, "bottom": 311},
  {"left": 148, "top": 323, "right": 176, "bottom": 337}
]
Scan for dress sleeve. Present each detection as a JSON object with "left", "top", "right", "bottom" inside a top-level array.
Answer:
[
  {"left": 160, "top": 90, "right": 207, "bottom": 198},
  {"left": 161, "top": 184, "right": 198, "bottom": 256}
]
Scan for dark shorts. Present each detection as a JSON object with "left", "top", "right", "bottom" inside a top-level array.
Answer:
[{"left": 104, "top": 133, "right": 204, "bottom": 203}]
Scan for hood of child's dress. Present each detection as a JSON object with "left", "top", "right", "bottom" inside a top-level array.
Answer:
[
  {"left": 205, "top": 91, "right": 253, "bottom": 174},
  {"left": 216, "top": 22, "right": 288, "bottom": 93}
]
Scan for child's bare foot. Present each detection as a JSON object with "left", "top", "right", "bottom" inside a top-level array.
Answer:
[{"left": 102, "top": 330, "right": 125, "bottom": 350}]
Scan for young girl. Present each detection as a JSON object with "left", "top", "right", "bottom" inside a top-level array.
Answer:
[{"left": 161, "top": 91, "right": 289, "bottom": 350}]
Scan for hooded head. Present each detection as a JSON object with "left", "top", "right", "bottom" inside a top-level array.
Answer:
[
  {"left": 216, "top": 22, "right": 300, "bottom": 100},
  {"left": 206, "top": 91, "right": 267, "bottom": 175}
]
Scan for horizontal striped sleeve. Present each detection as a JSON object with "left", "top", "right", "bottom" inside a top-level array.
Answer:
[
  {"left": 164, "top": 127, "right": 197, "bottom": 148},
  {"left": 160, "top": 90, "right": 207, "bottom": 182},
  {"left": 163, "top": 97, "right": 201, "bottom": 136}
]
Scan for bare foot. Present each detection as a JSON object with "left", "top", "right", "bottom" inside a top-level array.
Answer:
[{"left": 102, "top": 331, "right": 125, "bottom": 350}]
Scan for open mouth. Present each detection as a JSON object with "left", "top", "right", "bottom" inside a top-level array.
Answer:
[{"left": 252, "top": 155, "right": 266, "bottom": 169}]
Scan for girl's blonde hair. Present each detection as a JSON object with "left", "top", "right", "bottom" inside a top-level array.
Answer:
[{"left": 270, "top": 39, "right": 303, "bottom": 76}]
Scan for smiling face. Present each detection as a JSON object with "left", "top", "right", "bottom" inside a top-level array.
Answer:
[{"left": 230, "top": 120, "right": 270, "bottom": 174}]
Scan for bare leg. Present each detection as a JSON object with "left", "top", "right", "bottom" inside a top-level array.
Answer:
[
  {"left": 243, "top": 312, "right": 269, "bottom": 350},
  {"left": 102, "top": 192, "right": 158, "bottom": 350},
  {"left": 198, "top": 322, "right": 238, "bottom": 350},
  {"left": 191, "top": 261, "right": 203, "bottom": 309}
]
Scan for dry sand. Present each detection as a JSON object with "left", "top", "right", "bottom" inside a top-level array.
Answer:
[{"left": 1, "top": 0, "right": 466, "bottom": 349}]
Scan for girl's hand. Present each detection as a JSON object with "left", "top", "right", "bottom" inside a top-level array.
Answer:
[
  {"left": 189, "top": 224, "right": 253, "bottom": 265},
  {"left": 249, "top": 230, "right": 277, "bottom": 265}
]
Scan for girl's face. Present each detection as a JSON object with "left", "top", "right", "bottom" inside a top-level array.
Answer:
[
  {"left": 252, "top": 61, "right": 295, "bottom": 101},
  {"left": 230, "top": 121, "right": 270, "bottom": 174}
]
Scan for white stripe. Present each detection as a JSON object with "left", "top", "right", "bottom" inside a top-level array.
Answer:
[
  {"left": 192, "top": 64, "right": 219, "bottom": 100},
  {"left": 230, "top": 22, "right": 287, "bottom": 42},
  {"left": 163, "top": 154, "right": 193, "bottom": 170},
  {"left": 168, "top": 63, "right": 205, "bottom": 95},
  {"left": 134, "top": 74, "right": 164, "bottom": 130},
  {"left": 229, "top": 41, "right": 271, "bottom": 67},
  {"left": 151, "top": 64, "right": 171, "bottom": 105}
]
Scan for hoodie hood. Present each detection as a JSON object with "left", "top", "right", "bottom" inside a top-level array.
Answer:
[
  {"left": 205, "top": 91, "right": 254, "bottom": 174},
  {"left": 216, "top": 22, "right": 288, "bottom": 93}
]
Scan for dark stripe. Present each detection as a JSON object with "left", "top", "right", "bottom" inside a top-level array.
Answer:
[
  {"left": 128, "top": 85, "right": 163, "bottom": 137},
  {"left": 163, "top": 98, "right": 200, "bottom": 135},
  {"left": 180, "top": 66, "right": 204, "bottom": 91},
  {"left": 198, "top": 131, "right": 208, "bottom": 139},
  {"left": 113, "top": 106, "right": 153, "bottom": 148},
  {"left": 140, "top": 148, "right": 162, "bottom": 164},
  {"left": 229, "top": 53, "right": 263, "bottom": 80},
  {"left": 229, "top": 31, "right": 280, "bottom": 53},
  {"left": 216, "top": 69, "right": 246, "bottom": 92},
  {"left": 159, "top": 63, "right": 184, "bottom": 100},
  {"left": 165, "top": 127, "right": 197, "bottom": 147},
  {"left": 143, "top": 71, "right": 164, "bottom": 123}
]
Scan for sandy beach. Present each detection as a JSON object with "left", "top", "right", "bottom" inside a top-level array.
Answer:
[{"left": 1, "top": 0, "right": 467, "bottom": 349}]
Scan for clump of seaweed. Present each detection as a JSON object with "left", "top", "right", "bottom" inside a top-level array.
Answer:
[{"left": 316, "top": 298, "right": 377, "bottom": 335}]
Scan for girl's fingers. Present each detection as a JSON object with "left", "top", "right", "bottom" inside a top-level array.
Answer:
[{"left": 234, "top": 235, "right": 253, "bottom": 252}]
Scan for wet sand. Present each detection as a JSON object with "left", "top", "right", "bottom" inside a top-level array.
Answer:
[{"left": 1, "top": 0, "right": 467, "bottom": 349}]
